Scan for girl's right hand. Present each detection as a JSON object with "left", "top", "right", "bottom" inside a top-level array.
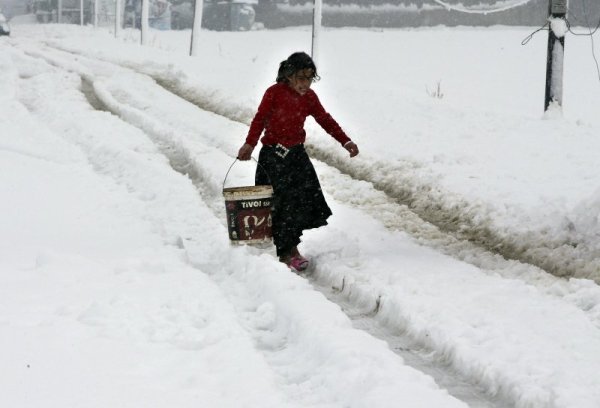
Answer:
[
  {"left": 238, "top": 143, "right": 254, "bottom": 161},
  {"left": 344, "top": 141, "right": 359, "bottom": 158}
]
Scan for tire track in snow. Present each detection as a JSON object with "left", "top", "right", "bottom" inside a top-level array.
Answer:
[{"left": 312, "top": 279, "right": 512, "bottom": 408}]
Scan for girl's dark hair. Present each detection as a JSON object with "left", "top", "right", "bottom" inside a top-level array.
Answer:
[{"left": 276, "top": 52, "right": 320, "bottom": 83}]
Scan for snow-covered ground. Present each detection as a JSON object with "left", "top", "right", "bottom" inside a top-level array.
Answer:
[{"left": 2, "top": 20, "right": 600, "bottom": 408}]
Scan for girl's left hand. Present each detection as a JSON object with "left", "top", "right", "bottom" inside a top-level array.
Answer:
[{"left": 344, "top": 141, "right": 359, "bottom": 158}]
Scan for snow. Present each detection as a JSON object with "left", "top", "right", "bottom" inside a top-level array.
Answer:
[
  {"left": 550, "top": 17, "right": 568, "bottom": 38},
  {"left": 2, "top": 20, "right": 600, "bottom": 408}
]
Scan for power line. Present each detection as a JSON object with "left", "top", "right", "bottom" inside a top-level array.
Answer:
[
  {"left": 566, "top": 0, "right": 600, "bottom": 83},
  {"left": 521, "top": 22, "right": 549, "bottom": 45},
  {"left": 430, "top": 0, "right": 535, "bottom": 15}
]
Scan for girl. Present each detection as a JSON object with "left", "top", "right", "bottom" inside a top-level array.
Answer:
[{"left": 238, "top": 51, "right": 359, "bottom": 271}]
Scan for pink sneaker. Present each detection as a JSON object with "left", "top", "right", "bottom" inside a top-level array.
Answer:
[{"left": 288, "top": 255, "right": 309, "bottom": 272}]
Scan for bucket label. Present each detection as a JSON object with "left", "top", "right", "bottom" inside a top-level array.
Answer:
[{"left": 225, "top": 198, "right": 273, "bottom": 242}]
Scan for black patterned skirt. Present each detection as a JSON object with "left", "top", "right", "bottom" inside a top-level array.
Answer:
[{"left": 255, "top": 144, "right": 332, "bottom": 256}]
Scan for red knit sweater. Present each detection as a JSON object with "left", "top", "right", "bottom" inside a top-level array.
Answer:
[{"left": 245, "top": 82, "right": 351, "bottom": 148}]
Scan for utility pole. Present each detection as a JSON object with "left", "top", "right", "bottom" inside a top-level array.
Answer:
[
  {"left": 311, "top": 0, "right": 322, "bottom": 66},
  {"left": 190, "top": 0, "right": 204, "bottom": 56},
  {"left": 544, "top": 0, "right": 568, "bottom": 111},
  {"left": 94, "top": 0, "right": 98, "bottom": 27},
  {"left": 115, "top": 0, "right": 121, "bottom": 37},
  {"left": 141, "top": 0, "right": 149, "bottom": 45}
]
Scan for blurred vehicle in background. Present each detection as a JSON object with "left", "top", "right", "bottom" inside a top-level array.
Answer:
[
  {"left": 33, "top": 0, "right": 54, "bottom": 22},
  {"left": 123, "top": 0, "right": 140, "bottom": 27},
  {"left": 0, "top": 10, "right": 10, "bottom": 35},
  {"left": 150, "top": 0, "right": 171, "bottom": 29},
  {"left": 123, "top": 0, "right": 172, "bottom": 30},
  {"left": 170, "top": 0, "right": 192, "bottom": 29}
]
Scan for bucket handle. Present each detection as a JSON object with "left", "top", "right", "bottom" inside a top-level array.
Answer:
[{"left": 223, "top": 157, "right": 271, "bottom": 190}]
